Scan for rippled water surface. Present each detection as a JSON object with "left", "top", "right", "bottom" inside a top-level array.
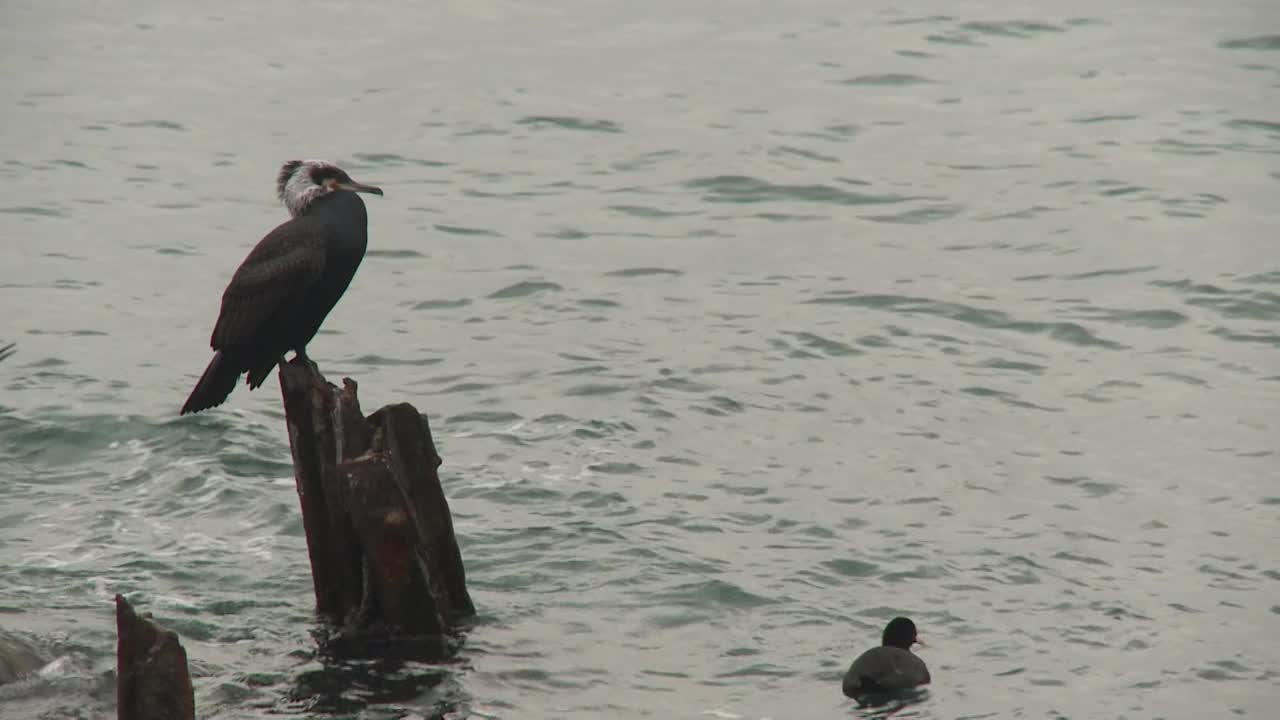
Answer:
[{"left": 3, "top": 1, "right": 1279, "bottom": 718}]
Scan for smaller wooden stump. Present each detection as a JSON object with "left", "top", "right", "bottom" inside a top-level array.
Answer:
[
  {"left": 115, "top": 594, "right": 194, "bottom": 720},
  {"left": 279, "top": 358, "right": 474, "bottom": 658}
]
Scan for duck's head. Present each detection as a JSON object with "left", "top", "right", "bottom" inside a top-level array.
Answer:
[{"left": 882, "top": 617, "right": 919, "bottom": 649}]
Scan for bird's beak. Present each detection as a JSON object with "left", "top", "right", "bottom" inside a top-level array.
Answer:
[
  {"left": 336, "top": 180, "right": 384, "bottom": 196},
  {"left": 914, "top": 637, "right": 926, "bottom": 647}
]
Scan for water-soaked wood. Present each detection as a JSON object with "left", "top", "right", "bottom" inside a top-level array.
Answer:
[
  {"left": 279, "top": 357, "right": 474, "bottom": 657},
  {"left": 115, "top": 594, "right": 195, "bottom": 720}
]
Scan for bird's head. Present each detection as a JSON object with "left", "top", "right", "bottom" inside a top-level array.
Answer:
[
  {"left": 882, "top": 617, "right": 919, "bottom": 649},
  {"left": 277, "top": 159, "right": 383, "bottom": 217}
]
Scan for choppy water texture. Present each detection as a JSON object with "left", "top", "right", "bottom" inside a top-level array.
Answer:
[{"left": 3, "top": 1, "right": 1279, "bottom": 718}]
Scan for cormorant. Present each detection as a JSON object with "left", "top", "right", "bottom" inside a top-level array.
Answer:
[
  {"left": 180, "top": 160, "right": 383, "bottom": 415},
  {"left": 842, "top": 617, "right": 931, "bottom": 699}
]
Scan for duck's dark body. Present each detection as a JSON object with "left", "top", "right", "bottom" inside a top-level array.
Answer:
[
  {"left": 841, "top": 645, "right": 931, "bottom": 698},
  {"left": 180, "top": 191, "right": 369, "bottom": 414}
]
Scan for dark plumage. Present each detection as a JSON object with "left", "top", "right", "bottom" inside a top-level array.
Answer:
[
  {"left": 0, "top": 342, "right": 14, "bottom": 363},
  {"left": 180, "top": 160, "right": 383, "bottom": 415},
  {"left": 842, "top": 617, "right": 930, "bottom": 699}
]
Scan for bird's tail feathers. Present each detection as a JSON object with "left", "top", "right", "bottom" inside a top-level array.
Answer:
[
  {"left": 245, "top": 356, "right": 281, "bottom": 390},
  {"left": 180, "top": 351, "right": 241, "bottom": 415}
]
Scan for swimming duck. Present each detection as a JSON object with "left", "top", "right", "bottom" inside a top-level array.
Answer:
[{"left": 842, "top": 616, "right": 930, "bottom": 698}]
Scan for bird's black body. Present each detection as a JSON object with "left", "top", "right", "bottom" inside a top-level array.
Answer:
[
  {"left": 842, "top": 617, "right": 930, "bottom": 700},
  {"left": 181, "top": 161, "right": 381, "bottom": 415},
  {"left": 842, "top": 646, "right": 930, "bottom": 697}
]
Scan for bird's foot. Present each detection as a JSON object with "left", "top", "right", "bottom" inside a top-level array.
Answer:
[{"left": 292, "top": 351, "right": 320, "bottom": 375}]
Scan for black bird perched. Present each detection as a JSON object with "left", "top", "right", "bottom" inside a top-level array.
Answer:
[
  {"left": 180, "top": 160, "right": 383, "bottom": 415},
  {"left": 842, "top": 617, "right": 930, "bottom": 699}
]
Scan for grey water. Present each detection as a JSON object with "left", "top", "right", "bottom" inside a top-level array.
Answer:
[{"left": 2, "top": 1, "right": 1279, "bottom": 718}]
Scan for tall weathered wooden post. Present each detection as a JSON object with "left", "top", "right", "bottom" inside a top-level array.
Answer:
[{"left": 278, "top": 358, "right": 475, "bottom": 656}]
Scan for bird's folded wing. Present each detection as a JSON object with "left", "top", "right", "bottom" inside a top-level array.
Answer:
[
  {"left": 844, "top": 647, "right": 929, "bottom": 692},
  {"left": 210, "top": 223, "right": 327, "bottom": 349}
]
